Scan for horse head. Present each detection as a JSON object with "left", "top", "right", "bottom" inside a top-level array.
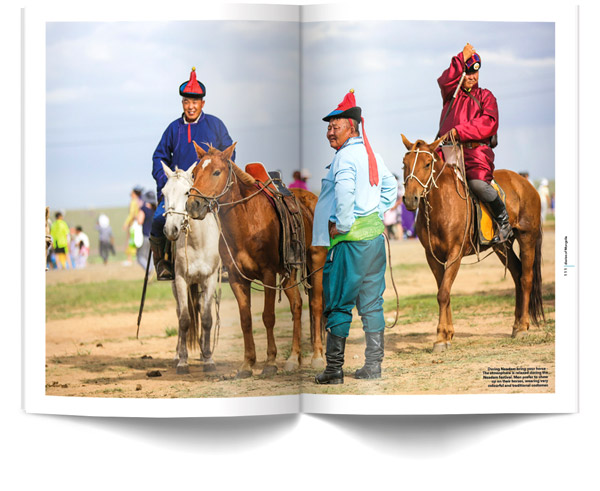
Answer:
[
  {"left": 162, "top": 162, "right": 197, "bottom": 241},
  {"left": 401, "top": 134, "right": 444, "bottom": 211},
  {"left": 186, "top": 141, "right": 237, "bottom": 220}
]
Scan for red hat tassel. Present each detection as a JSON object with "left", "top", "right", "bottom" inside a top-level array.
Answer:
[{"left": 361, "top": 117, "right": 379, "bottom": 186}]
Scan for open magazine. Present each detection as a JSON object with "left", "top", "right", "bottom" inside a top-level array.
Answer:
[{"left": 25, "top": 3, "right": 578, "bottom": 417}]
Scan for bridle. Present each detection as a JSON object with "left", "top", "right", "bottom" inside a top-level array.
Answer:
[
  {"left": 187, "top": 158, "right": 236, "bottom": 213},
  {"left": 163, "top": 170, "right": 196, "bottom": 233},
  {"left": 403, "top": 148, "right": 442, "bottom": 195}
]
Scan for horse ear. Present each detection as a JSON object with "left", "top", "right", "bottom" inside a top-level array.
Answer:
[
  {"left": 187, "top": 162, "right": 197, "bottom": 178},
  {"left": 428, "top": 136, "right": 445, "bottom": 152},
  {"left": 161, "top": 160, "right": 174, "bottom": 178},
  {"left": 222, "top": 141, "right": 237, "bottom": 161},
  {"left": 401, "top": 134, "right": 413, "bottom": 150},
  {"left": 193, "top": 141, "right": 207, "bottom": 159}
]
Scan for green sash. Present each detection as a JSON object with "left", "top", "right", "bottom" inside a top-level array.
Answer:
[{"left": 329, "top": 213, "right": 384, "bottom": 249}]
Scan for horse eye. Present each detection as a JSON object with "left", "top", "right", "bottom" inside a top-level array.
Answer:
[{"left": 213, "top": 170, "right": 222, "bottom": 176}]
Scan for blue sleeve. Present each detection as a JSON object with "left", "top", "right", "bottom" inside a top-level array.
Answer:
[
  {"left": 213, "top": 117, "right": 236, "bottom": 162},
  {"left": 333, "top": 154, "right": 357, "bottom": 233},
  {"left": 152, "top": 123, "right": 175, "bottom": 193},
  {"left": 378, "top": 158, "right": 399, "bottom": 216}
]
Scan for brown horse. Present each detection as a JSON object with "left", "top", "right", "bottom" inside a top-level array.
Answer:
[
  {"left": 185, "top": 142, "right": 327, "bottom": 378},
  {"left": 401, "top": 135, "right": 545, "bottom": 352}
]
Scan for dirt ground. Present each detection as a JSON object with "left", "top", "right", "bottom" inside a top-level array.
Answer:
[{"left": 46, "top": 230, "right": 555, "bottom": 398}]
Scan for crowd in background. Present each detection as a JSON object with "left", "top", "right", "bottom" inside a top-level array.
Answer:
[{"left": 47, "top": 171, "right": 555, "bottom": 271}]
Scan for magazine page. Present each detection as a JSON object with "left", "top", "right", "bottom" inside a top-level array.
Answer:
[
  {"left": 300, "top": 2, "right": 578, "bottom": 414},
  {"left": 24, "top": 3, "right": 309, "bottom": 417}
]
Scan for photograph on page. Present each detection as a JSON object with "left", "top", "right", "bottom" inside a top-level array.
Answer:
[{"left": 24, "top": 2, "right": 577, "bottom": 416}]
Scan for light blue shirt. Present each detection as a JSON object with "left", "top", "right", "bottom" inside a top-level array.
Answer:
[{"left": 312, "top": 136, "right": 398, "bottom": 247}]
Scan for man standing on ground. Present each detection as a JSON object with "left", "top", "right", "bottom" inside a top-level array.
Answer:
[{"left": 313, "top": 90, "right": 397, "bottom": 385}]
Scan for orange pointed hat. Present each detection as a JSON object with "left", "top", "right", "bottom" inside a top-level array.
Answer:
[
  {"left": 179, "top": 67, "right": 206, "bottom": 99},
  {"left": 323, "top": 89, "right": 379, "bottom": 186}
]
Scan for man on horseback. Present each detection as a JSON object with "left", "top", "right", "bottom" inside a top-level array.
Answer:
[
  {"left": 313, "top": 90, "right": 398, "bottom": 385},
  {"left": 150, "top": 67, "right": 236, "bottom": 280},
  {"left": 438, "top": 43, "right": 512, "bottom": 243}
]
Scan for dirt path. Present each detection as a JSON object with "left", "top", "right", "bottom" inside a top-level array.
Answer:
[{"left": 46, "top": 230, "right": 555, "bottom": 398}]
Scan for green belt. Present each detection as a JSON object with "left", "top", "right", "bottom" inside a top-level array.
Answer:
[{"left": 329, "top": 213, "right": 384, "bottom": 249}]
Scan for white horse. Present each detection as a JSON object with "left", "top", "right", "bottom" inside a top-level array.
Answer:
[{"left": 161, "top": 162, "right": 221, "bottom": 374}]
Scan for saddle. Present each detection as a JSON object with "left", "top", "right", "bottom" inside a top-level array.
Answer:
[
  {"left": 245, "top": 163, "right": 308, "bottom": 279},
  {"left": 450, "top": 166, "right": 507, "bottom": 246},
  {"left": 473, "top": 180, "right": 507, "bottom": 246}
]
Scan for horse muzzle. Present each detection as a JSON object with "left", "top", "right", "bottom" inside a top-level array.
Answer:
[
  {"left": 403, "top": 193, "right": 420, "bottom": 212},
  {"left": 186, "top": 196, "right": 209, "bottom": 220}
]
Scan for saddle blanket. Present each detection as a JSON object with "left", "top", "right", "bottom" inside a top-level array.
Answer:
[{"left": 476, "top": 180, "right": 506, "bottom": 245}]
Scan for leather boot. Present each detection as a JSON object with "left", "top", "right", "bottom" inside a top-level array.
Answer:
[
  {"left": 487, "top": 195, "right": 513, "bottom": 243},
  {"left": 355, "top": 330, "right": 384, "bottom": 379},
  {"left": 149, "top": 235, "right": 174, "bottom": 281},
  {"left": 315, "top": 333, "right": 346, "bottom": 384}
]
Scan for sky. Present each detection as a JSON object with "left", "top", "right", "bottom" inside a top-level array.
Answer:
[{"left": 46, "top": 19, "right": 554, "bottom": 210}]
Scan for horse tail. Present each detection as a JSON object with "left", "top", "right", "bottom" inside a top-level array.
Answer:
[
  {"left": 529, "top": 226, "right": 546, "bottom": 326},
  {"left": 186, "top": 284, "right": 200, "bottom": 351}
]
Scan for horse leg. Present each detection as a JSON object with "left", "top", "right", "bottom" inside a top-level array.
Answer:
[
  {"left": 512, "top": 232, "right": 538, "bottom": 337},
  {"left": 282, "top": 271, "right": 302, "bottom": 372},
  {"left": 229, "top": 277, "right": 256, "bottom": 378},
  {"left": 494, "top": 243, "right": 526, "bottom": 337},
  {"left": 199, "top": 272, "right": 217, "bottom": 372},
  {"left": 307, "top": 248, "right": 326, "bottom": 369},
  {"left": 172, "top": 276, "right": 192, "bottom": 374},
  {"left": 261, "top": 271, "right": 278, "bottom": 376},
  {"left": 426, "top": 251, "right": 460, "bottom": 352}
]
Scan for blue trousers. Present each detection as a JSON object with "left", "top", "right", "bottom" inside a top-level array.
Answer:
[
  {"left": 323, "top": 235, "right": 386, "bottom": 338},
  {"left": 151, "top": 200, "right": 166, "bottom": 238}
]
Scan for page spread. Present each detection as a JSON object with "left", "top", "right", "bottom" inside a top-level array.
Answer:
[{"left": 24, "top": 2, "right": 577, "bottom": 417}]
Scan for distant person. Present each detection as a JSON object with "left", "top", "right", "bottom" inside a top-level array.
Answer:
[
  {"left": 383, "top": 175, "right": 403, "bottom": 240},
  {"left": 401, "top": 203, "right": 417, "bottom": 239},
  {"left": 68, "top": 227, "right": 78, "bottom": 269},
  {"left": 50, "top": 211, "right": 70, "bottom": 269},
  {"left": 538, "top": 178, "right": 551, "bottom": 223},
  {"left": 74, "top": 226, "right": 90, "bottom": 268},
  {"left": 136, "top": 190, "right": 157, "bottom": 272},
  {"left": 438, "top": 43, "right": 511, "bottom": 243},
  {"left": 288, "top": 170, "right": 308, "bottom": 191},
  {"left": 520, "top": 171, "right": 535, "bottom": 188},
  {"left": 96, "top": 214, "right": 115, "bottom": 265},
  {"left": 123, "top": 186, "right": 143, "bottom": 266},
  {"left": 150, "top": 67, "right": 235, "bottom": 280}
]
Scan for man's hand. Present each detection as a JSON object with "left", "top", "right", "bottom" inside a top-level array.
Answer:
[
  {"left": 328, "top": 221, "right": 343, "bottom": 238},
  {"left": 462, "top": 43, "right": 476, "bottom": 61},
  {"left": 444, "top": 128, "right": 458, "bottom": 142}
]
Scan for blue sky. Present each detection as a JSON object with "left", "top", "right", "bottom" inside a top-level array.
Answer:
[{"left": 46, "top": 19, "right": 554, "bottom": 209}]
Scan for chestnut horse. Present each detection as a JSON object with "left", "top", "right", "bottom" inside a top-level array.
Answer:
[
  {"left": 186, "top": 142, "right": 327, "bottom": 378},
  {"left": 401, "top": 135, "right": 545, "bottom": 352}
]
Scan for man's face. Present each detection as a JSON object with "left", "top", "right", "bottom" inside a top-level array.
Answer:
[
  {"left": 182, "top": 97, "right": 205, "bottom": 121},
  {"left": 462, "top": 71, "right": 479, "bottom": 90},
  {"left": 326, "top": 118, "right": 355, "bottom": 149}
]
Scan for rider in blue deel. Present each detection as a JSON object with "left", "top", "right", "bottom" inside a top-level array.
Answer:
[{"left": 150, "top": 67, "right": 236, "bottom": 280}]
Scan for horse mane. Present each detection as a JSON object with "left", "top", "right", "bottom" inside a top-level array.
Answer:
[{"left": 231, "top": 162, "right": 256, "bottom": 186}]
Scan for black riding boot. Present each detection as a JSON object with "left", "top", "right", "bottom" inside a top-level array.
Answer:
[
  {"left": 487, "top": 195, "right": 513, "bottom": 244},
  {"left": 149, "top": 235, "right": 174, "bottom": 281},
  {"left": 315, "top": 333, "right": 346, "bottom": 385},
  {"left": 355, "top": 330, "right": 384, "bottom": 379}
]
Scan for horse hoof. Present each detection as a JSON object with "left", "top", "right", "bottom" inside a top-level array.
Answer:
[
  {"left": 432, "top": 342, "right": 449, "bottom": 353},
  {"left": 176, "top": 365, "right": 190, "bottom": 375},
  {"left": 283, "top": 360, "right": 300, "bottom": 372},
  {"left": 203, "top": 362, "right": 216, "bottom": 372},
  {"left": 512, "top": 329, "right": 528, "bottom": 339},
  {"left": 236, "top": 369, "right": 253, "bottom": 379},
  {"left": 261, "top": 365, "right": 278, "bottom": 377},
  {"left": 311, "top": 357, "right": 325, "bottom": 370}
]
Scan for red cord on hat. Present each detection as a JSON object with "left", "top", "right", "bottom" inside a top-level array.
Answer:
[{"left": 361, "top": 117, "right": 378, "bottom": 186}]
